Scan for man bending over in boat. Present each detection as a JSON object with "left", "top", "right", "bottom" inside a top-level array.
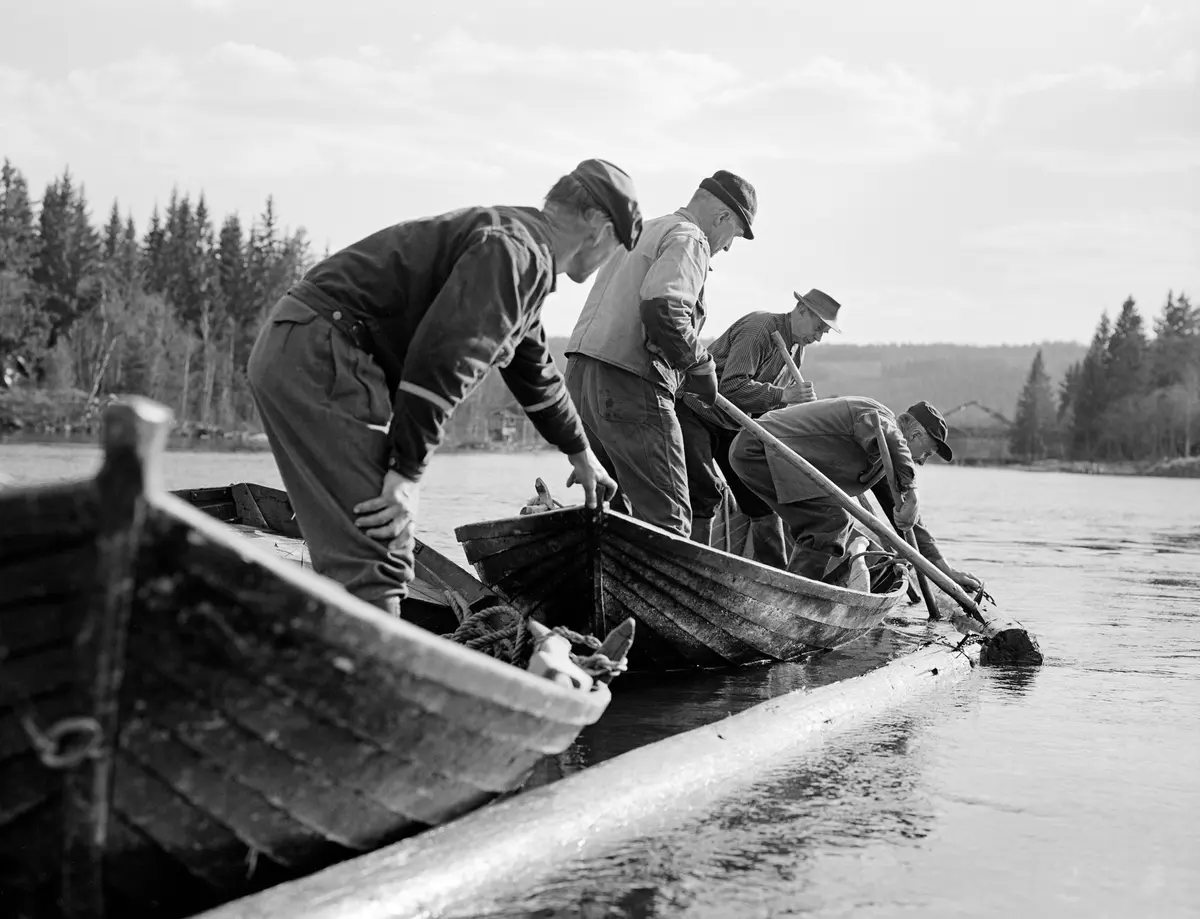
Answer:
[
  {"left": 248, "top": 159, "right": 640, "bottom": 616},
  {"left": 728, "top": 397, "right": 981, "bottom": 589},
  {"left": 676, "top": 288, "right": 843, "bottom": 562},
  {"left": 563, "top": 170, "right": 758, "bottom": 538}
]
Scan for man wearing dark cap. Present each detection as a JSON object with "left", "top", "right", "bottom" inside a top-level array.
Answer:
[
  {"left": 678, "top": 287, "right": 843, "bottom": 562},
  {"left": 728, "top": 396, "right": 981, "bottom": 589},
  {"left": 248, "top": 159, "right": 641, "bottom": 616},
  {"left": 564, "top": 170, "right": 757, "bottom": 537}
]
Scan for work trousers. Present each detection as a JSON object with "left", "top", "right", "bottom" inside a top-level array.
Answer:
[
  {"left": 729, "top": 430, "right": 853, "bottom": 581},
  {"left": 677, "top": 401, "right": 774, "bottom": 520},
  {"left": 247, "top": 294, "right": 411, "bottom": 613},
  {"left": 564, "top": 354, "right": 691, "bottom": 537}
]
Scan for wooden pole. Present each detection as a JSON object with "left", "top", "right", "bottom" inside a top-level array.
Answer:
[
  {"left": 869, "top": 413, "right": 941, "bottom": 619},
  {"left": 715, "top": 394, "right": 1043, "bottom": 666},
  {"left": 771, "top": 330, "right": 805, "bottom": 387},
  {"left": 63, "top": 397, "right": 172, "bottom": 918}
]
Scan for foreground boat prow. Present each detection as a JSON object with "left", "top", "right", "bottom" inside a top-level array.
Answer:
[{"left": 0, "top": 398, "right": 614, "bottom": 918}]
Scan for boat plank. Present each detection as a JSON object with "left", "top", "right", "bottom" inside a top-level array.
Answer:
[
  {"left": 601, "top": 574, "right": 720, "bottom": 668},
  {"left": 604, "top": 540, "right": 795, "bottom": 660},
  {"left": 120, "top": 715, "right": 345, "bottom": 870},
  {"left": 602, "top": 550, "right": 757, "bottom": 665},
  {"left": 137, "top": 507, "right": 601, "bottom": 740},
  {"left": 129, "top": 635, "right": 496, "bottom": 821},
  {"left": 0, "top": 600, "right": 84, "bottom": 657},
  {"left": 0, "top": 752, "right": 57, "bottom": 825},
  {"left": 0, "top": 545, "right": 98, "bottom": 609},
  {"left": 103, "top": 813, "right": 225, "bottom": 919},
  {"left": 113, "top": 750, "right": 294, "bottom": 894},
  {"left": 127, "top": 659, "right": 422, "bottom": 847},
  {"left": 0, "top": 645, "right": 78, "bottom": 710}
]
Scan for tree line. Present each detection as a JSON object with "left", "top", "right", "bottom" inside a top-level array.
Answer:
[
  {"left": 1011, "top": 292, "right": 1198, "bottom": 462},
  {"left": 1, "top": 157, "right": 312, "bottom": 432}
]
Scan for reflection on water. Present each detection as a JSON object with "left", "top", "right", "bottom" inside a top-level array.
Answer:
[{"left": 3, "top": 446, "right": 1199, "bottom": 917}]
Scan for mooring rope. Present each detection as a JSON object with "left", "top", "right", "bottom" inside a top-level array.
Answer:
[{"left": 443, "top": 591, "right": 625, "bottom": 682}]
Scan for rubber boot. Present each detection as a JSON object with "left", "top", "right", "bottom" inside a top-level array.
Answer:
[
  {"left": 690, "top": 515, "right": 714, "bottom": 546},
  {"left": 383, "top": 595, "right": 403, "bottom": 619},
  {"left": 749, "top": 515, "right": 788, "bottom": 569}
]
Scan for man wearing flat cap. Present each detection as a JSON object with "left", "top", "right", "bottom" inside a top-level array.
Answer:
[
  {"left": 249, "top": 159, "right": 641, "bottom": 616},
  {"left": 564, "top": 169, "right": 758, "bottom": 536},
  {"left": 728, "top": 396, "right": 981, "bottom": 589},
  {"left": 678, "top": 287, "right": 843, "bottom": 562}
]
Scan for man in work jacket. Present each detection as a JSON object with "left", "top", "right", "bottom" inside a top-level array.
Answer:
[
  {"left": 564, "top": 170, "right": 758, "bottom": 537},
  {"left": 729, "top": 397, "right": 981, "bottom": 589},
  {"left": 677, "top": 288, "right": 843, "bottom": 561},
  {"left": 248, "top": 159, "right": 642, "bottom": 616}
]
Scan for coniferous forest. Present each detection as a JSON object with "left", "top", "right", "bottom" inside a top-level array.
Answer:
[{"left": 1011, "top": 293, "right": 1197, "bottom": 464}]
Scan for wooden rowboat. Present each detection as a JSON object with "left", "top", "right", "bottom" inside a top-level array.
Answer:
[
  {"left": 455, "top": 499, "right": 911, "bottom": 673},
  {"left": 0, "top": 399, "right": 613, "bottom": 919}
]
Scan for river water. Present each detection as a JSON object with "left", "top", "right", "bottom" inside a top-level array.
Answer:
[{"left": 2, "top": 443, "right": 1198, "bottom": 918}]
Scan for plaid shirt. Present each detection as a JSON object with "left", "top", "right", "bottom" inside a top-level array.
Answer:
[{"left": 681, "top": 311, "right": 800, "bottom": 429}]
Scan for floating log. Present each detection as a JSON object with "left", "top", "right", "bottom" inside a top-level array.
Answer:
[{"left": 194, "top": 634, "right": 983, "bottom": 919}]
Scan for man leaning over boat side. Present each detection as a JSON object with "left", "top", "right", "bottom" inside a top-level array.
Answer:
[
  {"left": 677, "top": 288, "right": 844, "bottom": 562},
  {"left": 563, "top": 170, "right": 758, "bottom": 538},
  {"left": 728, "top": 396, "right": 981, "bottom": 589},
  {"left": 247, "top": 159, "right": 641, "bottom": 616}
]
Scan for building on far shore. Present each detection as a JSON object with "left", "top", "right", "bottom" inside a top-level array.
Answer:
[{"left": 942, "top": 401, "right": 1014, "bottom": 464}]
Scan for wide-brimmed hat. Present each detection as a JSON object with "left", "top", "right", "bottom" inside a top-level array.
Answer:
[
  {"left": 699, "top": 170, "right": 757, "bottom": 239},
  {"left": 793, "top": 289, "right": 842, "bottom": 333},
  {"left": 907, "top": 400, "right": 954, "bottom": 462},
  {"left": 570, "top": 158, "right": 643, "bottom": 250}
]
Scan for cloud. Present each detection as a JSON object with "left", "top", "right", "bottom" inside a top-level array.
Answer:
[{"left": 0, "top": 33, "right": 991, "bottom": 183}]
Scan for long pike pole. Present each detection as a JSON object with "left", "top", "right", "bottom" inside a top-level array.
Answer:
[{"left": 715, "top": 393, "right": 1044, "bottom": 666}]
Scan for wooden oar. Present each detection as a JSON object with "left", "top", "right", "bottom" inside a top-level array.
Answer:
[
  {"left": 869, "top": 413, "right": 942, "bottom": 620},
  {"left": 716, "top": 393, "right": 1043, "bottom": 666}
]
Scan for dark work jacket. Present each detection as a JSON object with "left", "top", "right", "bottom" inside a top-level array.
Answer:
[{"left": 292, "top": 206, "right": 587, "bottom": 480}]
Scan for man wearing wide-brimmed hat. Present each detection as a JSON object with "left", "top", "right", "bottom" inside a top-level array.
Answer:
[
  {"left": 249, "top": 159, "right": 641, "bottom": 616},
  {"left": 564, "top": 170, "right": 758, "bottom": 537},
  {"left": 678, "top": 287, "right": 843, "bottom": 561},
  {"left": 728, "top": 396, "right": 981, "bottom": 589}
]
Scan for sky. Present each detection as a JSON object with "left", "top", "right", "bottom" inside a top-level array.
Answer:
[{"left": 2, "top": 0, "right": 1197, "bottom": 345}]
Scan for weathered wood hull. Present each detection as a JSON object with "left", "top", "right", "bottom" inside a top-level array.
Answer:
[
  {"left": 0, "top": 405, "right": 610, "bottom": 919},
  {"left": 169, "top": 483, "right": 494, "bottom": 636},
  {"left": 455, "top": 506, "right": 910, "bottom": 673}
]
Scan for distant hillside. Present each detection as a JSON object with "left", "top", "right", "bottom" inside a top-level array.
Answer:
[
  {"left": 448, "top": 339, "right": 1088, "bottom": 447},
  {"left": 545, "top": 339, "right": 1087, "bottom": 418}
]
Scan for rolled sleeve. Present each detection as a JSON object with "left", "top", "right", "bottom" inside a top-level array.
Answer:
[{"left": 637, "top": 229, "right": 711, "bottom": 372}]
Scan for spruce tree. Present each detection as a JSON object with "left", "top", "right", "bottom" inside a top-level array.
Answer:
[{"left": 1011, "top": 349, "right": 1057, "bottom": 460}]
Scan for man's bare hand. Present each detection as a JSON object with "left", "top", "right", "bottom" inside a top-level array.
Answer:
[
  {"left": 566, "top": 449, "right": 619, "bottom": 508},
  {"left": 894, "top": 487, "right": 920, "bottom": 531},
  {"left": 937, "top": 560, "right": 982, "bottom": 592},
  {"left": 782, "top": 381, "right": 816, "bottom": 404},
  {"left": 354, "top": 470, "right": 420, "bottom": 552}
]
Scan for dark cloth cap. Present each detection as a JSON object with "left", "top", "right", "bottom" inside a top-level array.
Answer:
[
  {"left": 699, "top": 170, "right": 757, "bottom": 239},
  {"left": 570, "top": 158, "right": 643, "bottom": 250},
  {"left": 907, "top": 400, "right": 954, "bottom": 463}
]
